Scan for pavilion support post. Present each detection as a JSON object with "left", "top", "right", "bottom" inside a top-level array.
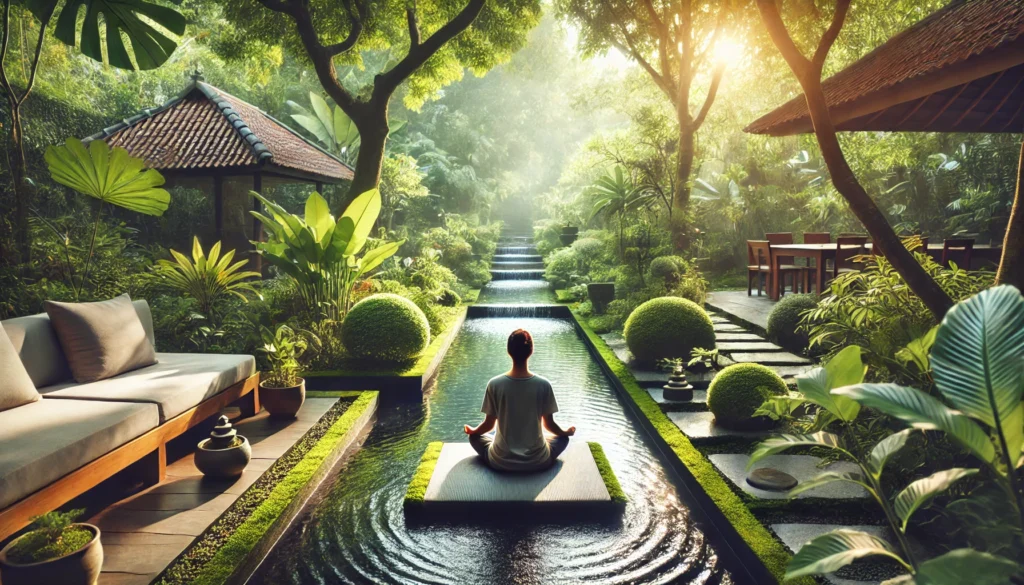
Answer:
[
  {"left": 214, "top": 175, "right": 224, "bottom": 240},
  {"left": 995, "top": 139, "right": 1024, "bottom": 290},
  {"left": 252, "top": 173, "right": 263, "bottom": 274}
]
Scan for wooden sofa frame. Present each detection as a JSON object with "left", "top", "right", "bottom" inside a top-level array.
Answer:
[{"left": 0, "top": 373, "right": 260, "bottom": 541}]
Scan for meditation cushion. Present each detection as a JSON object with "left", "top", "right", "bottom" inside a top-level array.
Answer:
[
  {"left": 0, "top": 323, "right": 40, "bottom": 412},
  {"left": 45, "top": 294, "right": 157, "bottom": 383}
]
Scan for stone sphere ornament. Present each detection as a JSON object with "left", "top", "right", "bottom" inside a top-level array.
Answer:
[{"left": 195, "top": 415, "right": 251, "bottom": 478}]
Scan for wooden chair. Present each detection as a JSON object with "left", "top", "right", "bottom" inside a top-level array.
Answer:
[
  {"left": 834, "top": 236, "right": 869, "bottom": 280},
  {"left": 766, "top": 233, "right": 801, "bottom": 295},
  {"left": 942, "top": 238, "right": 974, "bottom": 269},
  {"left": 802, "top": 232, "right": 831, "bottom": 293},
  {"left": 747, "top": 240, "right": 770, "bottom": 296}
]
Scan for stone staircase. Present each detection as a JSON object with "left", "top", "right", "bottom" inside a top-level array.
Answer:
[{"left": 493, "top": 231, "right": 544, "bottom": 281}]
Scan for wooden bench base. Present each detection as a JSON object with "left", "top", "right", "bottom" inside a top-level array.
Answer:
[{"left": 0, "top": 373, "right": 260, "bottom": 541}]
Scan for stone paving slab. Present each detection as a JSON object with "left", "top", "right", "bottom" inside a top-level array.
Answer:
[
  {"left": 92, "top": 398, "right": 341, "bottom": 585},
  {"left": 772, "top": 524, "right": 892, "bottom": 585},
  {"left": 707, "top": 290, "right": 775, "bottom": 331},
  {"left": 714, "top": 332, "right": 766, "bottom": 341},
  {"left": 730, "top": 351, "right": 812, "bottom": 365},
  {"left": 423, "top": 443, "right": 610, "bottom": 503},
  {"left": 709, "top": 454, "right": 867, "bottom": 500},
  {"left": 714, "top": 323, "right": 745, "bottom": 332},
  {"left": 667, "top": 411, "right": 772, "bottom": 442},
  {"left": 717, "top": 341, "right": 782, "bottom": 352}
]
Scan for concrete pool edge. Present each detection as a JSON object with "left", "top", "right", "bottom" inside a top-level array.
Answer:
[
  {"left": 304, "top": 306, "right": 468, "bottom": 398},
  {"left": 155, "top": 391, "right": 379, "bottom": 585},
  {"left": 571, "top": 313, "right": 812, "bottom": 585}
]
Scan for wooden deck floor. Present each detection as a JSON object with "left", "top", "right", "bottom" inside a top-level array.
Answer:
[{"left": 91, "top": 398, "right": 339, "bottom": 585}]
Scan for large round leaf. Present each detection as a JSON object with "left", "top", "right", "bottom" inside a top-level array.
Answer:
[
  {"left": 786, "top": 529, "right": 909, "bottom": 579},
  {"left": 45, "top": 138, "right": 169, "bottom": 216}
]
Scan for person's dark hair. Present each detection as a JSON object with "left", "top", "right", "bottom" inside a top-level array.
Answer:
[{"left": 507, "top": 329, "right": 533, "bottom": 362}]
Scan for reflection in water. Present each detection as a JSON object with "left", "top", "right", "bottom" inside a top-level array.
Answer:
[{"left": 251, "top": 286, "right": 733, "bottom": 585}]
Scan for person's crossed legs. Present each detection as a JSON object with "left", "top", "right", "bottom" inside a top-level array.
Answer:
[{"left": 469, "top": 433, "right": 569, "bottom": 469}]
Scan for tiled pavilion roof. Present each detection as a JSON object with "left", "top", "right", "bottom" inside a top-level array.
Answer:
[
  {"left": 86, "top": 80, "right": 354, "bottom": 182},
  {"left": 745, "top": 0, "right": 1024, "bottom": 136}
]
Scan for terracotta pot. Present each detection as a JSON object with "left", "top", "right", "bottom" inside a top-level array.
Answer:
[
  {"left": 0, "top": 523, "right": 102, "bottom": 585},
  {"left": 195, "top": 436, "right": 252, "bottom": 478},
  {"left": 260, "top": 378, "right": 306, "bottom": 417}
]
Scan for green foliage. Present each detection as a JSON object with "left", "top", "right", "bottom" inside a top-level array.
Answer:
[
  {"left": 766, "top": 293, "right": 817, "bottom": 352},
  {"left": 707, "top": 363, "right": 788, "bottom": 429},
  {"left": 648, "top": 255, "right": 687, "bottom": 283},
  {"left": 258, "top": 324, "right": 320, "bottom": 387},
  {"left": 286, "top": 92, "right": 361, "bottom": 162},
  {"left": 803, "top": 252, "right": 992, "bottom": 386},
  {"left": 752, "top": 290, "right": 1024, "bottom": 581},
  {"left": 31, "top": 0, "right": 186, "bottom": 70},
  {"left": 251, "top": 190, "right": 403, "bottom": 321},
  {"left": 154, "top": 237, "right": 260, "bottom": 319},
  {"left": 623, "top": 296, "right": 715, "bottom": 362},
  {"left": 6, "top": 508, "right": 91, "bottom": 564},
  {"left": 341, "top": 294, "right": 430, "bottom": 364},
  {"left": 436, "top": 288, "right": 461, "bottom": 307}
]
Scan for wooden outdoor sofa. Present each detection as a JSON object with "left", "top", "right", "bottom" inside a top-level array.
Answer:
[{"left": 0, "top": 300, "right": 260, "bottom": 541}]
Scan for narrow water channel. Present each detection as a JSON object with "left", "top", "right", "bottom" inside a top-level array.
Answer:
[{"left": 250, "top": 257, "right": 735, "bottom": 584}]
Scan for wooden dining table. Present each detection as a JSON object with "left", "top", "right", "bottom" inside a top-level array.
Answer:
[{"left": 768, "top": 243, "right": 1002, "bottom": 300}]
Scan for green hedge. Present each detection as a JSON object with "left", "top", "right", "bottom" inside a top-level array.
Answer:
[
  {"left": 575, "top": 316, "right": 810, "bottom": 585},
  {"left": 342, "top": 294, "right": 430, "bottom": 363},
  {"left": 623, "top": 297, "right": 716, "bottom": 362}
]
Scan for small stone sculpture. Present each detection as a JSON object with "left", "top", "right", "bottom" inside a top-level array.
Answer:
[
  {"left": 662, "top": 364, "right": 694, "bottom": 401},
  {"left": 195, "top": 415, "right": 251, "bottom": 478},
  {"left": 746, "top": 467, "right": 798, "bottom": 492}
]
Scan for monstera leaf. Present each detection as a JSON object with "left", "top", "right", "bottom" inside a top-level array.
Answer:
[
  {"left": 45, "top": 138, "right": 169, "bottom": 216},
  {"left": 28, "top": 0, "right": 186, "bottom": 70}
]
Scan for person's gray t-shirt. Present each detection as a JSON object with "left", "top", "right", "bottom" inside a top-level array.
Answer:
[{"left": 481, "top": 374, "right": 558, "bottom": 471}]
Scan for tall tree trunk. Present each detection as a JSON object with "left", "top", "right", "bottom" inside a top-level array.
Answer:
[
  {"left": 802, "top": 79, "right": 954, "bottom": 319},
  {"left": 346, "top": 112, "right": 389, "bottom": 204},
  {"left": 673, "top": 120, "right": 696, "bottom": 249},
  {"left": 995, "top": 140, "right": 1024, "bottom": 290}
]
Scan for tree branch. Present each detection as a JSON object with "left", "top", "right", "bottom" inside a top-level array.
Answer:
[
  {"left": 16, "top": 5, "right": 51, "bottom": 107},
  {"left": 406, "top": 5, "right": 420, "bottom": 48},
  {"left": 755, "top": 0, "right": 811, "bottom": 79},
  {"left": 691, "top": 62, "right": 724, "bottom": 130},
  {"left": 812, "top": 0, "right": 850, "bottom": 69},
  {"left": 639, "top": 0, "right": 672, "bottom": 79},
  {"left": 377, "top": 0, "right": 485, "bottom": 97},
  {"left": 0, "top": 0, "right": 16, "bottom": 100}
]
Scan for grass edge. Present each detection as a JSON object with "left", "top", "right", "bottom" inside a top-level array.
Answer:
[
  {"left": 404, "top": 441, "right": 444, "bottom": 505},
  {"left": 586, "top": 441, "right": 627, "bottom": 504}
]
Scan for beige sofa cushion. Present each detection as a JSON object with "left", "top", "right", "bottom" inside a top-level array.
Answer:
[
  {"left": 40, "top": 353, "right": 256, "bottom": 422},
  {"left": 0, "top": 324, "right": 39, "bottom": 412},
  {"left": 0, "top": 398, "right": 159, "bottom": 509},
  {"left": 44, "top": 294, "right": 156, "bottom": 383},
  {"left": 1, "top": 300, "right": 155, "bottom": 388}
]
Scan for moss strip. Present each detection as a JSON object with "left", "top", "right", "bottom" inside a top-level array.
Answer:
[
  {"left": 575, "top": 317, "right": 809, "bottom": 585},
  {"left": 306, "top": 390, "right": 365, "bottom": 398},
  {"left": 404, "top": 441, "right": 443, "bottom": 505},
  {"left": 156, "top": 391, "right": 377, "bottom": 585},
  {"left": 587, "top": 442, "right": 627, "bottom": 504}
]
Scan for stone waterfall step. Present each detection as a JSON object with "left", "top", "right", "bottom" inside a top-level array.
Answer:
[
  {"left": 494, "top": 254, "right": 542, "bottom": 262},
  {"left": 491, "top": 269, "right": 544, "bottom": 280},
  {"left": 496, "top": 246, "right": 538, "bottom": 255},
  {"left": 491, "top": 261, "right": 545, "bottom": 270}
]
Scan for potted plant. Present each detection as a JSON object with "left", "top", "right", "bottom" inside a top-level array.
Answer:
[
  {"left": 586, "top": 282, "right": 615, "bottom": 314},
  {"left": 0, "top": 509, "right": 102, "bottom": 585},
  {"left": 258, "top": 324, "right": 320, "bottom": 418}
]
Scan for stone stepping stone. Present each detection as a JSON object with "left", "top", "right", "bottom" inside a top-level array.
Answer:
[
  {"left": 717, "top": 341, "right": 782, "bottom": 352},
  {"left": 709, "top": 454, "right": 867, "bottom": 500},
  {"left": 667, "top": 411, "right": 772, "bottom": 443},
  {"left": 714, "top": 332, "right": 765, "bottom": 342},
  {"left": 730, "top": 351, "right": 812, "bottom": 365},
  {"left": 714, "top": 323, "right": 745, "bottom": 332},
  {"left": 647, "top": 388, "right": 708, "bottom": 411},
  {"left": 710, "top": 315, "right": 730, "bottom": 324},
  {"left": 772, "top": 523, "right": 895, "bottom": 585}
]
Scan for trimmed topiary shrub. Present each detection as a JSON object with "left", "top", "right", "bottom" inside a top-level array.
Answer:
[
  {"left": 342, "top": 294, "right": 430, "bottom": 363},
  {"left": 766, "top": 293, "right": 817, "bottom": 352},
  {"left": 648, "top": 255, "right": 688, "bottom": 283},
  {"left": 623, "top": 297, "right": 715, "bottom": 363},
  {"left": 707, "top": 363, "right": 788, "bottom": 429},
  {"left": 437, "top": 288, "right": 461, "bottom": 307}
]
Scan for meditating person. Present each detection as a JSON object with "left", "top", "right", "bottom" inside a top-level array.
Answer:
[{"left": 463, "top": 328, "right": 575, "bottom": 471}]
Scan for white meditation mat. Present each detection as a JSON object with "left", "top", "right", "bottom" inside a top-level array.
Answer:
[{"left": 423, "top": 442, "right": 612, "bottom": 503}]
